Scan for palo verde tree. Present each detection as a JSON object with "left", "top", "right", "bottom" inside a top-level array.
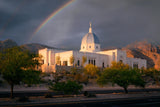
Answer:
[
  {"left": 142, "top": 68, "right": 160, "bottom": 85},
  {"left": 0, "top": 47, "right": 42, "bottom": 98},
  {"left": 84, "top": 64, "right": 99, "bottom": 78},
  {"left": 97, "top": 62, "right": 145, "bottom": 93}
]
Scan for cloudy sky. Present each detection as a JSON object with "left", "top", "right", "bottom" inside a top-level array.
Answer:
[{"left": 0, "top": 0, "right": 160, "bottom": 49}]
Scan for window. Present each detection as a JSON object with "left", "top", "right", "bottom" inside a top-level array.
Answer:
[
  {"left": 119, "top": 60, "right": 123, "bottom": 63},
  {"left": 102, "top": 62, "right": 105, "bottom": 68},
  {"left": 94, "top": 60, "right": 96, "bottom": 65},
  {"left": 133, "top": 63, "right": 138, "bottom": 69},
  {"left": 91, "top": 60, "right": 93, "bottom": 64},
  {"left": 77, "top": 60, "right": 80, "bottom": 66},
  {"left": 63, "top": 61, "right": 68, "bottom": 66},
  {"left": 88, "top": 59, "right": 90, "bottom": 64},
  {"left": 83, "top": 46, "right": 85, "bottom": 49},
  {"left": 89, "top": 46, "right": 91, "bottom": 48},
  {"left": 96, "top": 46, "right": 98, "bottom": 49}
]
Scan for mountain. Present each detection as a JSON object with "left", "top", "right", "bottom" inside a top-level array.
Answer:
[
  {"left": 0, "top": 39, "right": 18, "bottom": 51},
  {"left": 0, "top": 39, "right": 56, "bottom": 53},
  {"left": 122, "top": 41, "right": 160, "bottom": 69}
]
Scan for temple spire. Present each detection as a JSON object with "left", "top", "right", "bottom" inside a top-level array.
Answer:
[{"left": 89, "top": 22, "right": 92, "bottom": 33}]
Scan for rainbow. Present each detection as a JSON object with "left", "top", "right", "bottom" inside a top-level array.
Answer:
[{"left": 30, "top": 0, "right": 75, "bottom": 41}]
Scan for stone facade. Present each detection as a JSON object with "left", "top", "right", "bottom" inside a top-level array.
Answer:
[{"left": 39, "top": 23, "right": 147, "bottom": 72}]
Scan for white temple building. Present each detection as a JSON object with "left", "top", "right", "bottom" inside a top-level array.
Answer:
[{"left": 39, "top": 23, "right": 147, "bottom": 72}]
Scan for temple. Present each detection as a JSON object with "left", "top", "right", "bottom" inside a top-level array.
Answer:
[{"left": 39, "top": 23, "right": 147, "bottom": 72}]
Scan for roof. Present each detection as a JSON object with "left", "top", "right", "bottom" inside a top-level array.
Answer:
[{"left": 81, "top": 32, "right": 100, "bottom": 44}]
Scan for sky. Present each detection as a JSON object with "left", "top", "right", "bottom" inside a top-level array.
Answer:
[{"left": 0, "top": 0, "right": 160, "bottom": 50}]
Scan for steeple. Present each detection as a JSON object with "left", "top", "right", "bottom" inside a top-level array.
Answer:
[{"left": 89, "top": 22, "right": 92, "bottom": 33}]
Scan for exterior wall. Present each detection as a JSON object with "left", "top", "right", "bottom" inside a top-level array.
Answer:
[
  {"left": 126, "top": 58, "right": 147, "bottom": 69},
  {"left": 73, "top": 51, "right": 108, "bottom": 68},
  {"left": 38, "top": 48, "right": 65, "bottom": 72},
  {"left": 39, "top": 48, "right": 147, "bottom": 72},
  {"left": 55, "top": 51, "right": 74, "bottom": 66},
  {"left": 55, "top": 50, "right": 108, "bottom": 68},
  {"left": 97, "top": 49, "right": 118, "bottom": 67}
]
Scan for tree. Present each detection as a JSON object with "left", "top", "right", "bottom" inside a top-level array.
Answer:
[
  {"left": 0, "top": 47, "right": 41, "bottom": 98},
  {"left": 69, "top": 55, "right": 74, "bottom": 66},
  {"left": 84, "top": 64, "right": 99, "bottom": 78},
  {"left": 110, "top": 61, "right": 130, "bottom": 69},
  {"left": 49, "top": 80, "right": 83, "bottom": 95},
  {"left": 97, "top": 62, "right": 145, "bottom": 93},
  {"left": 142, "top": 68, "right": 160, "bottom": 85},
  {"left": 82, "top": 56, "right": 87, "bottom": 67}
]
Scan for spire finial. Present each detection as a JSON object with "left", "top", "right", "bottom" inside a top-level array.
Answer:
[
  {"left": 89, "top": 22, "right": 92, "bottom": 33},
  {"left": 90, "top": 22, "right": 92, "bottom": 28}
]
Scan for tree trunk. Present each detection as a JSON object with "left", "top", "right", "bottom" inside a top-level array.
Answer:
[
  {"left": 10, "top": 84, "right": 14, "bottom": 99},
  {"left": 124, "top": 87, "right": 128, "bottom": 94}
]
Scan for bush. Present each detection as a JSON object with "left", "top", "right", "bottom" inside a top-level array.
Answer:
[
  {"left": 49, "top": 80, "right": 83, "bottom": 95},
  {"left": 18, "top": 96, "right": 29, "bottom": 102},
  {"left": 44, "top": 93, "right": 52, "bottom": 98}
]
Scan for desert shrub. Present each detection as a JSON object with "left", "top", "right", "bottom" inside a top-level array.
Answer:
[{"left": 49, "top": 80, "right": 83, "bottom": 95}]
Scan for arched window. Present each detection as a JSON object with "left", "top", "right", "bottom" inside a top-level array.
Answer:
[
  {"left": 77, "top": 60, "right": 80, "bottom": 66},
  {"left": 102, "top": 62, "right": 104, "bottom": 68},
  {"left": 94, "top": 60, "right": 96, "bottom": 65}
]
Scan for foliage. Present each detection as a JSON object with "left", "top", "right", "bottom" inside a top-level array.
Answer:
[
  {"left": 110, "top": 61, "right": 130, "bottom": 69},
  {"left": 49, "top": 80, "right": 83, "bottom": 95},
  {"left": 0, "top": 47, "right": 42, "bottom": 98},
  {"left": 141, "top": 68, "right": 160, "bottom": 85},
  {"left": 97, "top": 62, "right": 145, "bottom": 93},
  {"left": 67, "top": 67, "right": 88, "bottom": 84},
  {"left": 69, "top": 55, "right": 74, "bottom": 65},
  {"left": 84, "top": 64, "right": 99, "bottom": 78},
  {"left": 82, "top": 56, "right": 87, "bottom": 66}
]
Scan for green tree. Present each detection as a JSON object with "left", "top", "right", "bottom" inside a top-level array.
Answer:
[
  {"left": 97, "top": 62, "right": 145, "bottom": 93},
  {"left": 110, "top": 61, "right": 130, "bottom": 69},
  {"left": 142, "top": 68, "right": 160, "bottom": 85},
  {"left": 49, "top": 80, "right": 83, "bottom": 95},
  {"left": 84, "top": 64, "right": 99, "bottom": 78},
  {"left": 0, "top": 47, "right": 41, "bottom": 98}
]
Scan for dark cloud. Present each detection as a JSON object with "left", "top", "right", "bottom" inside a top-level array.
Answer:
[{"left": 0, "top": 0, "right": 160, "bottom": 49}]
